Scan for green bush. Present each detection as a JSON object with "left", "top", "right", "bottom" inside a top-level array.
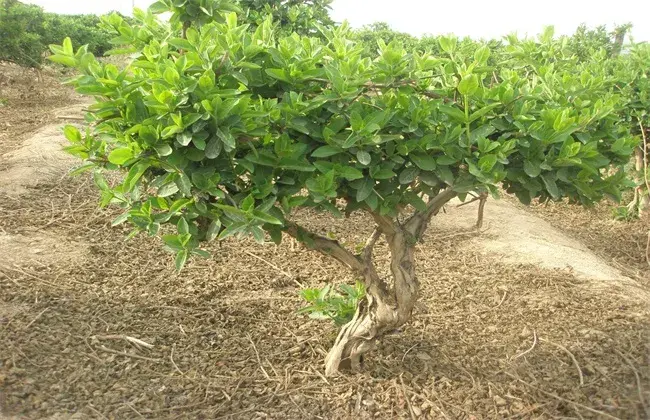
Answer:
[
  {"left": 0, "top": 0, "right": 46, "bottom": 67},
  {"left": 49, "top": 1, "right": 639, "bottom": 376},
  {"left": 0, "top": 0, "right": 132, "bottom": 68},
  {"left": 299, "top": 282, "right": 365, "bottom": 326}
]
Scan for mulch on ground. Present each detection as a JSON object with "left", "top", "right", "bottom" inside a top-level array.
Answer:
[{"left": 1, "top": 177, "right": 648, "bottom": 419}]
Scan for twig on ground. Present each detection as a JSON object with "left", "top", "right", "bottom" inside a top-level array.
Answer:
[
  {"left": 399, "top": 375, "right": 418, "bottom": 420},
  {"left": 86, "top": 404, "right": 109, "bottom": 420},
  {"left": 494, "top": 290, "right": 507, "bottom": 309},
  {"left": 402, "top": 344, "right": 418, "bottom": 362},
  {"left": 243, "top": 250, "right": 302, "bottom": 287},
  {"left": 170, "top": 343, "right": 187, "bottom": 377},
  {"left": 96, "top": 346, "right": 161, "bottom": 362},
  {"left": 24, "top": 308, "right": 48, "bottom": 330},
  {"left": 56, "top": 115, "right": 85, "bottom": 120},
  {"left": 247, "top": 334, "right": 271, "bottom": 380},
  {"left": 614, "top": 348, "right": 648, "bottom": 416},
  {"left": 124, "top": 403, "right": 145, "bottom": 419},
  {"left": 539, "top": 338, "right": 584, "bottom": 386},
  {"left": 513, "top": 330, "right": 537, "bottom": 360},
  {"left": 93, "top": 334, "right": 154, "bottom": 349},
  {"left": 505, "top": 373, "right": 622, "bottom": 420}
]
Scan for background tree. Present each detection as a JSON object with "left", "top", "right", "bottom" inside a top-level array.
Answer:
[
  {"left": 50, "top": 1, "right": 636, "bottom": 375},
  {"left": 0, "top": 0, "right": 133, "bottom": 68},
  {"left": 0, "top": 0, "right": 46, "bottom": 68}
]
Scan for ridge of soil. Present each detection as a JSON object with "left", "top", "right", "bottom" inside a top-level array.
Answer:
[{"left": 1, "top": 63, "right": 648, "bottom": 419}]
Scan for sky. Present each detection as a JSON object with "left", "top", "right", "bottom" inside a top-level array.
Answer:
[{"left": 24, "top": 0, "right": 650, "bottom": 42}]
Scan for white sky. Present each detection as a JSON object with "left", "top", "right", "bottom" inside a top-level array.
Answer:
[{"left": 24, "top": 0, "right": 650, "bottom": 41}]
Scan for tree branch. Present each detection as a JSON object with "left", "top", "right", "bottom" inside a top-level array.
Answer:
[
  {"left": 361, "top": 228, "right": 382, "bottom": 264},
  {"left": 283, "top": 221, "right": 364, "bottom": 273},
  {"left": 405, "top": 188, "right": 457, "bottom": 240}
]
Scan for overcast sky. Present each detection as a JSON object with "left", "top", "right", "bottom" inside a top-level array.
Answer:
[{"left": 24, "top": 0, "right": 650, "bottom": 41}]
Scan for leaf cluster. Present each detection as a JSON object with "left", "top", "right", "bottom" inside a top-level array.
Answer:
[{"left": 49, "top": 2, "right": 637, "bottom": 268}]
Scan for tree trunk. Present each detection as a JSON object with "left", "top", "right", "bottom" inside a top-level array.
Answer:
[
  {"left": 629, "top": 146, "right": 649, "bottom": 217},
  {"left": 324, "top": 226, "right": 418, "bottom": 377}
]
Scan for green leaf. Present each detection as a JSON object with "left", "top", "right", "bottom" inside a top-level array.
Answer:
[
  {"left": 205, "top": 220, "right": 222, "bottom": 241},
  {"left": 469, "top": 103, "right": 500, "bottom": 123},
  {"left": 312, "top": 145, "right": 342, "bottom": 158},
  {"left": 149, "top": 1, "right": 169, "bottom": 13},
  {"left": 63, "top": 125, "right": 82, "bottom": 143},
  {"left": 410, "top": 152, "right": 437, "bottom": 171},
  {"left": 177, "top": 217, "right": 189, "bottom": 235},
  {"left": 241, "top": 194, "right": 255, "bottom": 212},
  {"left": 478, "top": 154, "right": 497, "bottom": 172},
  {"left": 168, "top": 38, "right": 193, "bottom": 51},
  {"left": 205, "top": 137, "right": 222, "bottom": 159},
  {"left": 251, "top": 209, "right": 282, "bottom": 225},
  {"left": 356, "top": 150, "right": 371, "bottom": 165},
  {"left": 474, "top": 45, "right": 491, "bottom": 64},
  {"left": 458, "top": 74, "right": 479, "bottom": 96},
  {"left": 48, "top": 55, "right": 77, "bottom": 67},
  {"left": 111, "top": 212, "right": 129, "bottom": 227},
  {"left": 399, "top": 167, "right": 420, "bottom": 184},
  {"left": 265, "top": 68, "right": 289, "bottom": 82},
  {"left": 337, "top": 166, "right": 364, "bottom": 181},
  {"left": 169, "top": 198, "right": 192, "bottom": 214},
  {"left": 523, "top": 160, "right": 541, "bottom": 178},
  {"left": 356, "top": 178, "right": 374, "bottom": 202},
  {"left": 541, "top": 174, "right": 560, "bottom": 199},
  {"left": 124, "top": 161, "right": 150, "bottom": 191},
  {"left": 158, "top": 183, "right": 179, "bottom": 197},
  {"left": 438, "top": 105, "right": 467, "bottom": 123},
  {"left": 108, "top": 147, "right": 134, "bottom": 165},
  {"left": 439, "top": 35, "right": 457, "bottom": 53},
  {"left": 176, "top": 173, "right": 192, "bottom": 196},
  {"left": 371, "top": 168, "right": 395, "bottom": 180},
  {"left": 155, "top": 144, "right": 173, "bottom": 156},
  {"left": 175, "top": 250, "right": 189, "bottom": 271},
  {"left": 62, "top": 37, "right": 74, "bottom": 55}
]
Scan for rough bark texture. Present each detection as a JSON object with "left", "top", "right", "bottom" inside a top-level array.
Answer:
[
  {"left": 322, "top": 189, "right": 457, "bottom": 376},
  {"left": 628, "top": 145, "right": 649, "bottom": 217},
  {"left": 324, "top": 225, "right": 416, "bottom": 376}
]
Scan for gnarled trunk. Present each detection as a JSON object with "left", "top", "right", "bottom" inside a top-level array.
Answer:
[
  {"left": 324, "top": 226, "right": 419, "bottom": 376},
  {"left": 628, "top": 146, "right": 650, "bottom": 217}
]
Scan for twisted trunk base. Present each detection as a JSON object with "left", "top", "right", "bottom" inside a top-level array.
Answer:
[
  {"left": 324, "top": 296, "right": 401, "bottom": 376},
  {"left": 324, "top": 224, "right": 418, "bottom": 376}
]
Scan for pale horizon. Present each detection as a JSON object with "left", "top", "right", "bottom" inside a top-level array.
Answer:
[{"left": 22, "top": 0, "right": 650, "bottom": 42}]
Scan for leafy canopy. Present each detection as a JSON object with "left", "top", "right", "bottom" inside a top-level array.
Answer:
[{"left": 50, "top": 2, "right": 635, "bottom": 269}]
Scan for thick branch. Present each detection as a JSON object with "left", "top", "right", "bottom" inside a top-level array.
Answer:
[
  {"left": 284, "top": 221, "right": 364, "bottom": 273},
  {"left": 405, "top": 188, "right": 457, "bottom": 239}
]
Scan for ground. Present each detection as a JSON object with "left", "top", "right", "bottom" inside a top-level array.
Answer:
[{"left": 0, "top": 62, "right": 649, "bottom": 419}]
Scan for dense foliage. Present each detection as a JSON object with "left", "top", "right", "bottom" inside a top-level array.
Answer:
[
  {"left": 0, "top": 0, "right": 130, "bottom": 67},
  {"left": 49, "top": 0, "right": 644, "bottom": 374}
]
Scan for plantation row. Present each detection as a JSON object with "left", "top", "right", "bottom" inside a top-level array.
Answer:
[
  {"left": 12, "top": 0, "right": 650, "bottom": 374},
  {"left": 0, "top": 0, "right": 137, "bottom": 67}
]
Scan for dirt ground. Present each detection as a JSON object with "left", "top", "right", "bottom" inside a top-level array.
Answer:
[{"left": 1, "top": 61, "right": 649, "bottom": 419}]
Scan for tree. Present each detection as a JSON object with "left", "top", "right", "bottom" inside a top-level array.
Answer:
[
  {"left": 0, "top": 0, "right": 46, "bottom": 68},
  {"left": 50, "top": 1, "right": 636, "bottom": 376},
  {"left": 0, "top": 0, "right": 133, "bottom": 68},
  {"left": 614, "top": 43, "right": 650, "bottom": 217}
]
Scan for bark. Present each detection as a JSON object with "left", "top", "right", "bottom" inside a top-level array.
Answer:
[
  {"left": 323, "top": 189, "right": 457, "bottom": 376},
  {"left": 324, "top": 224, "right": 417, "bottom": 376},
  {"left": 285, "top": 189, "right": 457, "bottom": 376},
  {"left": 628, "top": 137, "right": 649, "bottom": 218}
]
